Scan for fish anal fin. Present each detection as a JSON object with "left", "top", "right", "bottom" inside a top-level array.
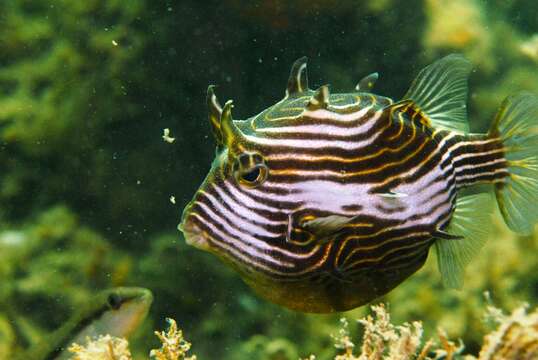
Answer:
[{"left": 434, "top": 193, "right": 493, "bottom": 289}]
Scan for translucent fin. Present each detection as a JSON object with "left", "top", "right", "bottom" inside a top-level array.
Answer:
[
  {"left": 403, "top": 54, "right": 472, "bottom": 133},
  {"left": 492, "top": 93, "right": 538, "bottom": 235},
  {"left": 286, "top": 213, "right": 354, "bottom": 246},
  {"left": 434, "top": 193, "right": 493, "bottom": 289}
]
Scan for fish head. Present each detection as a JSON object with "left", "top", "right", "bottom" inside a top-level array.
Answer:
[
  {"left": 179, "top": 90, "right": 277, "bottom": 257},
  {"left": 92, "top": 287, "right": 154, "bottom": 338}
]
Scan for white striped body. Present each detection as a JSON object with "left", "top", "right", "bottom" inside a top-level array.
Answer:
[{"left": 180, "top": 90, "right": 507, "bottom": 312}]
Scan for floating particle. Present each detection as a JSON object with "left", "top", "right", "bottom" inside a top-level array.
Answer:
[{"left": 162, "top": 128, "right": 176, "bottom": 143}]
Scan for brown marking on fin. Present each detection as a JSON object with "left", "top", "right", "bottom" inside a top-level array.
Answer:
[{"left": 385, "top": 100, "right": 432, "bottom": 129}]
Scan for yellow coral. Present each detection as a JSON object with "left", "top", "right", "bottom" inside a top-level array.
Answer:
[
  {"left": 332, "top": 304, "right": 427, "bottom": 360},
  {"left": 65, "top": 305, "right": 538, "bottom": 360},
  {"left": 150, "top": 318, "right": 197, "bottom": 360},
  {"left": 328, "top": 302, "right": 538, "bottom": 360},
  {"left": 68, "top": 335, "right": 132, "bottom": 360},
  {"left": 68, "top": 318, "right": 197, "bottom": 360},
  {"left": 332, "top": 318, "right": 357, "bottom": 360},
  {"left": 476, "top": 305, "right": 538, "bottom": 360}
]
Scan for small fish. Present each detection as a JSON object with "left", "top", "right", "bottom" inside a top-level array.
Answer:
[
  {"left": 179, "top": 55, "right": 538, "bottom": 313},
  {"left": 19, "top": 287, "right": 153, "bottom": 360}
]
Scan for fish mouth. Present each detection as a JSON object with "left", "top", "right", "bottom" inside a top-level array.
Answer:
[
  {"left": 136, "top": 288, "right": 154, "bottom": 307},
  {"left": 178, "top": 217, "right": 211, "bottom": 251}
]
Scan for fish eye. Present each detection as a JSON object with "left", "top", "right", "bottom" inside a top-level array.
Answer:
[
  {"left": 107, "top": 293, "right": 122, "bottom": 310},
  {"left": 242, "top": 167, "right": 261, "bottom": 183},
  {"left": 238, "top": 164, "right": 268, "bottom": 187},
  {"left": 233, "top": 152, "right": 268, "bottom": 188}
]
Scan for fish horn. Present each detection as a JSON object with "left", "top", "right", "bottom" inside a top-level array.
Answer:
[
  {"left": 207, "top": 85, "right": 223, "bottom": 144},
  {"left": 307, "top": 85, "right": 330, "bottom": 110},
  {"left": 220, "top": 100, "right": 245, "bottom": 146},
  {"left": 355, "top": 72, "right": 379, "bottom": 92},
  {"left": 285, "top": 56, "right": 309, "bottom": 98}
]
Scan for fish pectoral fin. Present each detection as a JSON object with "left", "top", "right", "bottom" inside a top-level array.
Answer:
[
  {"left": 286, "top": 213, "right": 354, "bottom": 246},
  {"left": 434, "top": 193, "right": 493, "bottom": 289},
  {"left": 301, "top": 214, "right": 355, "bottom": 242},
  {"left": 401, "top": 54, "right": 472, "bottom": 133}
]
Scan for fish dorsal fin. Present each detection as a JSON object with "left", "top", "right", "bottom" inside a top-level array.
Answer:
[
  {"left": 434, "top": 193, "right": 493, "bottom": 289},
  {"left": 403, "top": 54, "right": 472, "bottom": 133},
  {"left": 355, "top": 72, "right": 379, "bottom": 91},
  {"left": 285, "top": 56, "right": 309, "bottom": 98}
]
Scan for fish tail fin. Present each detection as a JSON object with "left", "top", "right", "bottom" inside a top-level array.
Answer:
[
  {"left": 435, "top": 193, "right": 493, "bottom": 289},
  {"left": 490, "top": 93, "right": 538, "bottom": 235}
]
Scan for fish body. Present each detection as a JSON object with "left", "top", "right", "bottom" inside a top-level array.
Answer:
[
  {"left": 180, "top": 55, "right": 538, "bottom": 313},
  {"left": 19, "top": 287, "right": 153, "bottom": 360}
]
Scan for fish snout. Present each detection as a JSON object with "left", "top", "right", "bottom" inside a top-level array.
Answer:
[{"left": 178, "top": 204, "right": 211, "bottom": 251}]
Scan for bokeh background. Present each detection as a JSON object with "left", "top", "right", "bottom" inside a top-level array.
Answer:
[{"left": 1, "top": 0, "right": 537, "bottom": 358}]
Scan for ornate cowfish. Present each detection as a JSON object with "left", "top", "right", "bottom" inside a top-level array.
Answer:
[{"left": 180, "top": 55, "right": 538, "bottom": 313}]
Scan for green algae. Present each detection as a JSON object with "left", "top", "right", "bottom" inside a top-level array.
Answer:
[{"left": 0, "top": 0, "right": 537, "bottom": 359}]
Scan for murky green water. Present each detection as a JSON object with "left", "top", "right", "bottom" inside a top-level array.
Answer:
[{"left": 1, "top": 1, "right": 537, "bottom": 359}]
